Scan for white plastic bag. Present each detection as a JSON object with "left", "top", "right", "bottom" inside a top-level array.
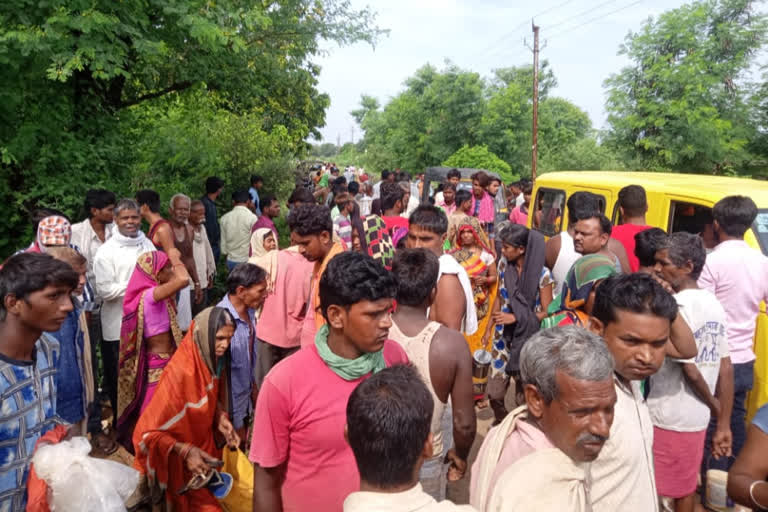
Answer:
[{"left": 31, "top": 436, "right": 139, "bottom": 512}]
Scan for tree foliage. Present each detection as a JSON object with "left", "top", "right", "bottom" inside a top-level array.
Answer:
[
  {"left": 0, "top": 0, "right": 384, "bottom": 256},
  {"left": 604, "top": 0, "right": 767, "bottom": 174},
  {"left": 442, "top": 145, "right": 514, "bottom": 182}
]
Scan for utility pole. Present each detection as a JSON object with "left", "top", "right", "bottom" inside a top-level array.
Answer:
[{"left": 531, "top": 21, "right": 540, "bottom": 182}]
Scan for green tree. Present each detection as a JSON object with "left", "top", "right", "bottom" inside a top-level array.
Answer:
[
  {"left": 0, "top": 0, "right": 384, "bottom": 256},
  {"left": 603, "top": 0, "right": 767, "bottom": 173},
  {"left": 442, "top": 145, "right": 514, "bottom": 182}
]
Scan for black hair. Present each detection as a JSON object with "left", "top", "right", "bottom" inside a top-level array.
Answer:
[
  {"left": 447, "top": 168, "right": 461, "bottom": 180},
  {"left": 662, "top": 231, "right": 707, "bottom": 281},
  {"left": 381, "top": 182, "right": 405, "bottom": 211},
  {"left": 231, "top": 189, "right": 250, "bottom": 204},
  {"left": 287, "top": 204, "right": 333, "bottom": 236},
  {"left": 521, "top": 181, "right": 533, "bottom": 195},
  {"left": 287, "top": 187, "right": 315, "bottom": 206},
  {"left": 215, "top": 308, "right": 235, "bottom": 331},
  {"left": 348, "top": 182, "right": 360, "bottom": 195},
  {"left": 574, "top": 213, "right": 612, "bottom": 236},
  {"left": 381, "top": 170, "right": 391, "bottom": 180},
  {"left": 713, "top": 195, "right": 758, "bottom": 238},
  {"left": 598, "top": 214, "right": 612, "bottom": 236},
  {"left": 634, "top": 228, "right": 668, "bottom": 268},
  {"left": 409, "top": 205, "right": 448, "bottom": 236},
  {"left": 250, "top": 175, "right": 263, "bottom": 186},
  {"left": 226, "top": 263, "right": 267, "bottom": 294},
  {"left": 205, "top": 176, "right": 225, "bottom": 194},
  {"left": 471, "top": 171, "right": 490, "bottom": 188},
  {"left": 135, "top": 189, "right": 161, "bottom": 213},
  {"left": 392, "top": 249, "right": 439, "bottom": 306},
  {"left": 0, "top": 253, "right": 79, "bottom": 321},
  {"left": 442, "top": 182, "right": 457, "bottom": 193},
  {"left": 490, "top": 176, "right": 502, "bottom": 185},
  {"left": 334, "top": 176, "right": 347, "bottom": 186},
  {"left": 346, "top": 364, "right": 433, "bottom": 488},
  {"left": 455, "top": 189, "right": 472, "bottom": 207},
  {"left": 592, "top": 273, "right": 678, "bottom": 327},
  {"left": 319, "top": 251, "right": 396, "bottom": 320},
  {"left": 499, "top": 223, "right": 529, "bottom": 247},
  {"left": 31, "top": 208, "right": 70, "bottom": 237},
  {"left": 618, "top": 185, "right": 647, "bottom": 218},
  {"left": 84, "top": 189, "right": 117, "bottom": 218},
  {"left": 260, "top": 193, "right": 277, "bottom": 209},
  {"left": 567, "top": 191, "right": 601, "bottom": 225}
]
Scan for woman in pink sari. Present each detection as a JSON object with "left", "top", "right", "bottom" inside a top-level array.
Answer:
[
  {"left": 116, "top": 250, "right": 188, "bottom": 450},
  {"left": 470, "top": 171, "right": 496, "bottom": 234}
]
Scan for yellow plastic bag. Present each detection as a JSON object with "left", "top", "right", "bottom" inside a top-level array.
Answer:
[{"left": 218, "top": 448, "right": 254, "bottom": 512}]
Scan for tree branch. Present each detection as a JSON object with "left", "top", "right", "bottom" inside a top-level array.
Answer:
[{"left": 120, "top": 81, "right": 194, "bottom": 108}]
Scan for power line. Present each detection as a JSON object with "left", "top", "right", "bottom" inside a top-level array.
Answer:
[
  {"left": 474, "top": 0, "right": 576, "bottom": 57},
  {"left": 545, "top": 0, "right": 619, "bottom": 32},
  {"left": 547, "top": 0, "right": 645, "bottom": 41}
]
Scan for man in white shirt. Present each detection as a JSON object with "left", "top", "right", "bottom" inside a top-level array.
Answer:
[
  {"left": 220, "top": 189, "right": 258, "bottom": 271},
  {"left": 189, "top": 199, "right": 216, "bottom": 315},
  {"left": 587, "top": 273, "right": 697, "bottom": 512},
  {"left": 373, "top": 169, "right": 395, "bottom": 199},
  {"left": 650, "top": 232, "right": 734, "bottom": 512},
  {"left": 70, "top": 189, "right": 116, "bottom": 287},
  {"left": 406, "top": 206, "right": 477, "bottom": 335},
  {"left": 92, "top": 199, "right": 155, "bottom": 424},
  {"left": 343, "top": 364, "right": 476, "bottom": 512}
]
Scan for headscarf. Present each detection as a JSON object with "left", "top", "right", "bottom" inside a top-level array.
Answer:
[
  {"left": 36, "top": 216, "right": 71, "bottom": 252},
  {"left": 314, "top": 324, "right": 386, "bottom": 380},
  {"left": 542, "top": 254, "right": 617, "bottom": 328},
  {"left": 471, "top": 190, "right": 495, "bottom": 224},
  {"left": 117, "top": 251, "right": 182, "bottom": 432},
  {"left": 248, "top": 228, "right": 279, "bottom": 292},
  {"left": 454, "top": 216, "right": 491, "bottom": 253},
  {"left": 133, "top": 307, "right": 233, "bottom": 510},
  {"left": 356, "top": 215, "right": 395, "bottom": 270}
]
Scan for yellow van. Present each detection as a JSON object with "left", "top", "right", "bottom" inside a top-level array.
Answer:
[{"left": 530, "top": 171, "right": 768, "bottom": 418}]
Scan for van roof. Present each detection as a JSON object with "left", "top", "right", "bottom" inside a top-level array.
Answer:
[{"left": 536, "top": 171, "right": 768, "bottom": 207}]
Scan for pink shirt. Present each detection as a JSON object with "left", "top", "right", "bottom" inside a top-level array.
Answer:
[
  {"left": 469, "top": 416, "right": 552, "bottom": 508},
  {"left": 143, "top": 290, "right": 171, "bottom": 338},
  {"left": 509, "top": 205, "right": 529, "bottom": 226},
  {"left": 249, "top": 341, "right": 409, "bottom": 512},
  {"left": 258, "top": 251, "right": 313, "bottom": 348},
  {"left": 698, "top": 240, "right": 768, "bottom": 364}
]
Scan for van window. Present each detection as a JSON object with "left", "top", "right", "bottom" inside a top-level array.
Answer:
[
  {"left": 533, "top": 188, "right": 565, "bottom": 236},
  {"left": 754, "top": 211, "right": 768, "bottom": 255},
  {"left": 668, "top": 201, "right": 713, "bottom": 234}
]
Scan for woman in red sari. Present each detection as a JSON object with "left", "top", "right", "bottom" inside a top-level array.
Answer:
[{"left": 132, "top": 307, "right": 240, "bottom": 511}]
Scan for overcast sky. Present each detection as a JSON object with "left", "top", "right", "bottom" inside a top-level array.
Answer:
[{"left": 313, "top": 0, "right": 694, "bottom": 144}]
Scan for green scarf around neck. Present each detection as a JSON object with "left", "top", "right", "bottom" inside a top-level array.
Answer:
[{"left": 314, "top": 324, "right": 387, "bottom": 380}]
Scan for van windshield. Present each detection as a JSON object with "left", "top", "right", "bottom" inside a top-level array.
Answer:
[{"left": 754, "top": 210, "right": 768, "bottom": 255}]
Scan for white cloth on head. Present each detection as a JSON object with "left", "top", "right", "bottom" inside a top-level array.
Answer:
[
  {"left": 176, "top": 284, "right": 192, "bottom": 331},
  {"left": 92, "top": 230, "right": 155, "bottom": 340},
  {"left": 432, "top": 254, "right": 478, "bottom": 335},
  {"left": 648, "top": 288, "right": 729, "bottom": 431}
]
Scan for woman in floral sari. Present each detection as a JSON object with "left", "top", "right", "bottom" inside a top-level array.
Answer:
[
  {"left": 541, "top": 253, "right": 617, "bottom": 328},
  {"left": 131, "top": 307, "right": 240, "bottom": 511},
  {"left": 116, "top": 250, "right": 187, "bottom": 450},
  {"left": 450, "top": 217, "right": 498, "bottom": 361}
]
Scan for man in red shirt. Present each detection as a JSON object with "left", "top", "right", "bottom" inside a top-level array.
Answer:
[
  {"left": 611, "top": 185, "right": 651, "bottom": 272},
  {"left": 250, "top": 251, "right": 408, "bottom": 512},
  {"left": 380, "top": 182, "right": 409, "bottom": 232}
]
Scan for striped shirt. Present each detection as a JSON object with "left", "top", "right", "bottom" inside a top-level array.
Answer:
[{"left": 0, "top": 334, "right": 61, "bottom": 511}]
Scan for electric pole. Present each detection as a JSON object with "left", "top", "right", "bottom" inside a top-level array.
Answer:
[{"left": 531, "top": 21, "right": 540, "bottom": 182}]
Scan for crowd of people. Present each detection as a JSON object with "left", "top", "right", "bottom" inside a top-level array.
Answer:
[{"left": 2, "top": 164, "right": 768, "bottom": 512}]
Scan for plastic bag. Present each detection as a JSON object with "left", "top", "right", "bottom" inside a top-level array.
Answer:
[
  {"left": 31, "top": 436, "right": 139, "bottom": 512},
  {"left": 218, "top": 447, "right": 254, "bottom": 512}
]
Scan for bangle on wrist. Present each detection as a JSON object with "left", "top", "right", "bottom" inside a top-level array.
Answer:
[{"left": 750, "top": 481, "right": 768, "bottom": 510}]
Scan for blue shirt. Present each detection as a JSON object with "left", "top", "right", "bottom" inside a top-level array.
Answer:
[
  {"left": 0, "top": 334, "right": 61, "bottom": 511},
  {"left": 753, "top": 403, "right": 768, "bottom": 434},
  {"left": 49, "top": 307, "right": 86, "bottom": 424},
  {"left": 217, "top": 295, "right": 257, "bottom": 430},
  {"left": 249, "top": 187, "right": 261, "bottom": 216}
]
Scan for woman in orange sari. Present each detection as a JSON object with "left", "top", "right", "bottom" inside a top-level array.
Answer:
[
  {"left": 450, "top": 217, "right": 498, "bottom": 358},
  {"left": 131, "top": 307, "right": 240, "bottom": 511}
]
